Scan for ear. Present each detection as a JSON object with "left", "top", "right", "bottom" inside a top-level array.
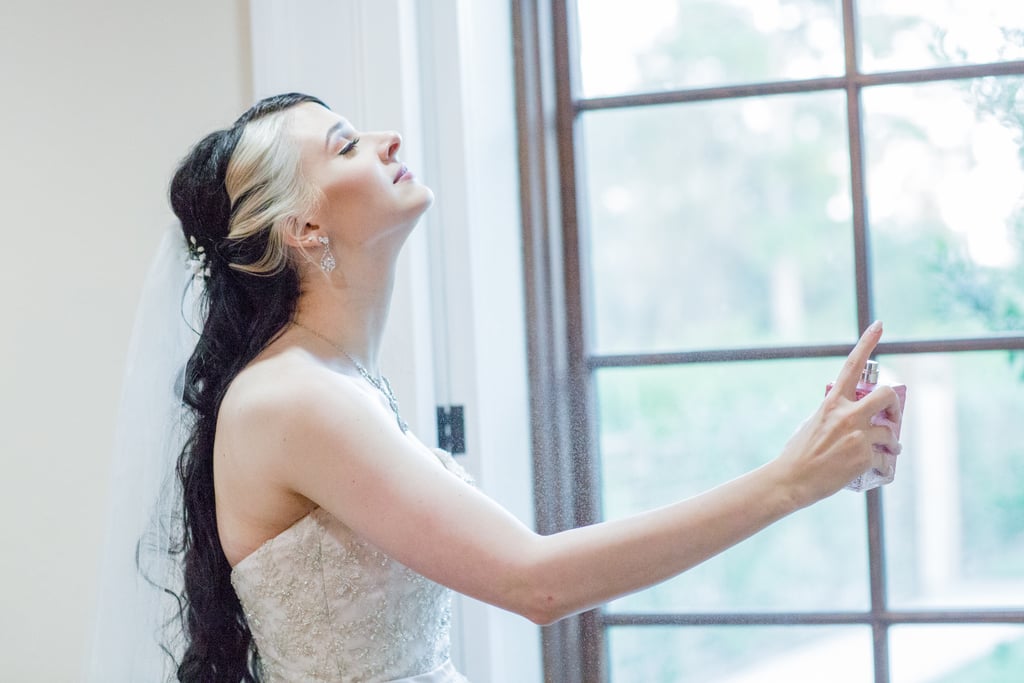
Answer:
[{"left": 282, "top": 220, "right": 322, "bottom": 250}]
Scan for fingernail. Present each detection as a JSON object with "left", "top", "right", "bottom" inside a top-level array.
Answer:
[{"left": 867, "top": 320, "right": 882, "bottom": 333}]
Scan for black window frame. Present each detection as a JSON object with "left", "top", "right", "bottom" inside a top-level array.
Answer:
[{"left": 513, "top": 1, "right": 1024, "bottom": 681}]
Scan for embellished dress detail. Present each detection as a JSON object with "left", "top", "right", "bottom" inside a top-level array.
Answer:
[{"left": 231, "top": 452, "right": 472, "bottom": 682}]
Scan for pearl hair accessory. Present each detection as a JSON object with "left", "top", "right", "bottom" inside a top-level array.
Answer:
[{"left": 186, "top": 236, "right": 211, "bottom": 282}]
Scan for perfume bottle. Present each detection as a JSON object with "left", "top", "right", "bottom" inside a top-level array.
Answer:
[{"left": 826, "top": 360, "right": 908, "bottom": 492}]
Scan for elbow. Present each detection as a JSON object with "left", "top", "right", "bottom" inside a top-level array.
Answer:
[
  {"left": 491, "top": 540, "right": 579, "bottom": 626},
  {"left": 506, "top": 574, "right": 576, "bottom": 626},
  {"left": 522, "top": 594, "right": 565, "bottom": 626}
]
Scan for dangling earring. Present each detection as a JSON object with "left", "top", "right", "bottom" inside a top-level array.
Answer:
[{"left": 318, "top": 235, "right": 336, "bottom": 273}]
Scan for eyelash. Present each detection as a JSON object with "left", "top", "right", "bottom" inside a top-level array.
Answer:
[{"left": 339, "top": 137, "right": 360, "bottom": 156}]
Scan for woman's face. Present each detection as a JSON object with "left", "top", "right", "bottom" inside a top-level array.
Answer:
[{"left": 289, "top": 102, "right": 433, "bottom": 248}]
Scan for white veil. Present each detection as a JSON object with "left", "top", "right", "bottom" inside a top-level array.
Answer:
[{"left": 87, "top": 223, "right": 203, "bottom": 681}]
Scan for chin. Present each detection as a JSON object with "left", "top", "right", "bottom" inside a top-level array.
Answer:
[{"left": 410, "top": 185, "right": 435, "bottom": 216}]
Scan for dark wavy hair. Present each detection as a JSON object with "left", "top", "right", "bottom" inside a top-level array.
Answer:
[{"left": 168, "top": 92, "right": 326, "bottom": 682}]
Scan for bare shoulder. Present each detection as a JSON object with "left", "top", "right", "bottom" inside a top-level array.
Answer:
[
  {"left": 214, "top": 346, "right": 379, "bottom": 558},
  {"left": 217, "top": 347, "right": 365, "bottom": 449}
]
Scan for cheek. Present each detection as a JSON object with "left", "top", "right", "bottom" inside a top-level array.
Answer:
[{"left": 320, "top": 172, "right": 384, "bottom": 215}]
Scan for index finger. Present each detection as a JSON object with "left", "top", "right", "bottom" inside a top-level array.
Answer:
[{"left": 832, "top": 321, "right": 883, "bottom": 399}]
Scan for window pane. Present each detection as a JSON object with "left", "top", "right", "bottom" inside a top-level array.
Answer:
[
  {"left": 862, "top": 78, "right": 1024, "bottom": 340},
  {"left": 581, "top": 93, "right": 857, "bottom": 355},
  {"left": 598, "top": 359, "right": 870, "bottom": 613},
  {"left": 890, "top": 625, "right": 1024, "bottom": 683},
  {"left": 608, "top": 625, "right": 873, "bottom": 682},
  {"left": 881, "top": 352, "right": 1024, "bottom": 610},
  {"left": 576, "top": 0, "right": 845, "bottom": 98},
  {"left": 858, "top": 1, "right": 1024, "bottom": 73}
]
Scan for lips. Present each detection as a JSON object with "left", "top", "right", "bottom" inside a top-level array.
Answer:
[{"left": 393, "top": 164, "right": 409, "bottom": 183}]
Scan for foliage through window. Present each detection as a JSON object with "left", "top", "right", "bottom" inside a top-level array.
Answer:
[{"left": 516, "top": 1, "right": 1024, "bottom": 681}]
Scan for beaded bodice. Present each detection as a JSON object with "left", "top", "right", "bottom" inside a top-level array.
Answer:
[
  {"left": 231, "top": 451, "right": 472, "bottom": 682},
  {"left": 232, "top": 508, "right": 453, "bottom": 682}
]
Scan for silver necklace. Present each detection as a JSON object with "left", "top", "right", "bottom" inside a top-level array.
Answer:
[{"left": 293, "top": 321, "right": 409, "bottom": 433}]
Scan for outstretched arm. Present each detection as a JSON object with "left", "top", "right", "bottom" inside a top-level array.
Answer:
[{"left": 247, "top": 322, "right": 901, "bottom": 625}]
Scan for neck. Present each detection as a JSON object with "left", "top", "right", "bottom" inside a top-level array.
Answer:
[{"left": 292, "top": 248, "right": 398, "bottom": 375}]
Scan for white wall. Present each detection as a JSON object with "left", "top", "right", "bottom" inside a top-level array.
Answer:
[{"left": 0, "top": 2, "right": 252, "bottom": 680}]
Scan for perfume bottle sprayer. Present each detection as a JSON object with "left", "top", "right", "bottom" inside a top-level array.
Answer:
[{"left": 826, "top": 360, "right": 907, "bottom": 492}]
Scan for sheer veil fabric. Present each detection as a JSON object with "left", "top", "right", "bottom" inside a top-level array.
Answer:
[{"left": 87, "top": 224, "right": 200, "bottom": 681}]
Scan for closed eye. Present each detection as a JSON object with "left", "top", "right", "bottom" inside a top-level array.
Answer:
[{"left": 338, "top": 137, "right": 360, "bottom": 156}]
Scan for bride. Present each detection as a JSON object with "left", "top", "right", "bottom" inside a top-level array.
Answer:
[{"left": 99, "top": 93, "right": 901, "bottom": 682}]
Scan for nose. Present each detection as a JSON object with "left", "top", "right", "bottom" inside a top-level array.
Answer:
[{"left": 380, "top": 131, "right": 402, "bottom": 161}]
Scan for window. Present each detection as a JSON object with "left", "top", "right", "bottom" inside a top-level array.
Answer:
[{"left": 515, "top": 1, "right": 1024, "bottom": 681}]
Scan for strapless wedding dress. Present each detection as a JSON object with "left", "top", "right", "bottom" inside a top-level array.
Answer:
[{"left": 231, "top": 453, "right": 471, "bottom": 682}]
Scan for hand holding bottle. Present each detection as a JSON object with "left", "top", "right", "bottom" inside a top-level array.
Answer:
[
  {"left": 826, "top": 360, "right": 907, "bottom": 491},
  {"left": 771, "top": 321, "right": 904, "bottom": 509}
]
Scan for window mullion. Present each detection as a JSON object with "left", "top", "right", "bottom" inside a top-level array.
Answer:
[
  {"left": 551, "top": 0, "right": 609, "bottom": 675},
  {"left": 842, "top": 3, "right": 890, "bottom": 681},
  {"left": 867, "top": 491, "right": 892, "bottom": 683}
]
